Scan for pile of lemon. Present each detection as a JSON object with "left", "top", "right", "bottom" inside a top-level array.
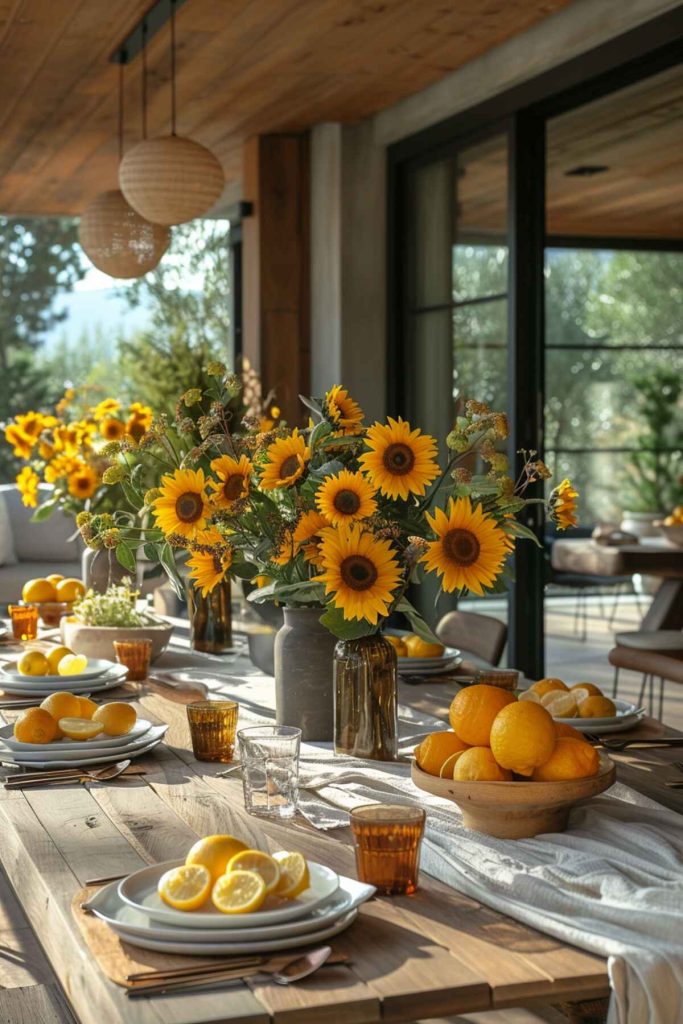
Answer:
[
  {"left": 385, "top": 633, "right": 444, "bottom": 658},
  {"left": 663, "top": 505, "right": 683, "bottom": 527},
  {"left": 17, "top": 644, "right": 89, "bottom": 678},
  {"left": 415, "top": 682, "right": 600, "bottom": 784},
  {"left": 157, "top": 834, "right": 310, "bottom": 915},
  {"left": 22, "top": 575, "right": 85, "bottom": 604},
  {"left": 13, "top": 695, "right": 137, "bottom": 744},
  {"left": 519, "top": 678, "right": 616, "bottom": 720}
]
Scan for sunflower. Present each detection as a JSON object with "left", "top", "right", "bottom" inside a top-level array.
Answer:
[
  {"left": 271, "top": 528, "right": 295, "bottom": 566},
  {"left": 208, "top": 454, "right": 252, "bottom": 508},
  {"left": 259, "top": 429, "right": 310, "bottom": 490},
  {"left": 100, "top": 418, "right": 127, "bottom": 442},
  {"left": 359, "top": 417, "right": 439, "bottom": 500},
  {"left": 4, "top": 424, "right": 35, "bottom": 459},
  {"left": 315, "top": 470, "right": 378, "bottom": 527},
  {"left": 44, "top": 453, "right": 80, "bottom": 483},
  {"left": 548, "top": 478, "right": 579, "bottom": 530},
  {"left": 315, "top": 523, "right": 402, "bottom": 624},
  {"left": 92, "top": 398, "right": 121, "bottom": 421},
  {"left": 421, "top": 497, "right": 509, "bottom": 596},
  {"left": 325, "top": 385, "right": 364, "bottom": 435},
  {"left": 15, "top": 412, "right": 54, "bottom": 439},
  {"left": 67, "top": 464, "right": 99, "bottom": 500},
  {"left": 292, "top": 510, "right": 328, "bottom": 565},
  {"left": 153, "top": 468, "right": 211, "bottom": 540},
  {"left": 16, "top": 466, "right": 39, "bottom": 508},
  {"left": 187, "top": 547, "right": 233, "bottom": 597}
]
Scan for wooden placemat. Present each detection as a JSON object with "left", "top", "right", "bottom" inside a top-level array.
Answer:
[{"left": 72, "top": 886, "right": 240, "bottom": 987}]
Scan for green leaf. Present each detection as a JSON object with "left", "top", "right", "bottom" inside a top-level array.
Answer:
[
  {"left": 120, "top": 479, "right": 143, "bottom": 512},
  {"left": 230, "top": 560, "right": 259, "bottom": 581},
  {"left": 309, "top": 420, "right": 332, "bottom": 450},
  {"left": 503, "top": 520, "right": 542, "bottom": 547},
  {"left": 395, "top": 596, "right": 441, "bottom": 645},
  {"left": 115, "top": 541, "right": 137, "bottom": 574},
  {"left": 248, "top": 579, "right": 324, "bottom": 605},
  {"left": 30, "top": 499, "right": 58, "bottom": 523},
  {"left": 318, "top": 604, "right": 373, "bottom": 640},
  {"left": 299, "top": 394, "right": 324, "bottom": 420},
  {"left": 159, "top": 542, "right": 185, "bottom": 599},
  {"left": 143, "top": 543, "right": 160, "bottom": 563}
]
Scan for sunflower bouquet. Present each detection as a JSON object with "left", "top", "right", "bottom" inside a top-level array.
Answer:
[
  {"left": 85, "top": 367, "right": 577, "bottom": 641},
  {"left": 3, "top": 389, "right": 154, "bottom": 519}
]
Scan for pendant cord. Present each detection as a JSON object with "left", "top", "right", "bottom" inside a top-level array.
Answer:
[
  {"left": 170, "top": 0, "right": 177, "bottom": 136},
  {"left": 141, "top": 20, "right": 148, "bottom": 140},
  {"left": 117, "top": 58, "right": 124, "bottom": 162}
]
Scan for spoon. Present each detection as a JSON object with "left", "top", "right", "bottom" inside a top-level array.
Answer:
[
  {"left": 127, "top": 946, "right": 337, "bottom": 997},
  {"left": 4, "top": 759, "right": 133, "bottom": 789}
]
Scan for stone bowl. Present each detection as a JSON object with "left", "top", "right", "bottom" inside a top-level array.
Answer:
[
  {"left": 411, "top": 756, "right": 615, "bottom": 839},
  {"left": 59, "top": 618, "right": 174, "bottom": 663}
]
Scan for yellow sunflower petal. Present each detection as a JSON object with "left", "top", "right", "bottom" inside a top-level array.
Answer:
[
  {"left": 314, "top": 523, "right": 402, "bottom": 624},
  {"left": 259, "top": 430, "right": 310, "bottom": 490},
  {"left": 359, "top": 417, "right": 439, "bottom": 500},
  {"left": 421, "top": 497, "right": 509, "bottom": 595},
  {"left": 315, "top": 469, "right": 378, "bottom": 527},
  {"left": 153, "top": 468, "right": 212, "bottom": 540}
]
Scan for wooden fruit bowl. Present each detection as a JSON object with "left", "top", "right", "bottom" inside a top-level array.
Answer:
[{"left": 411, "top": 756, "right": 616, "bottom": 839}]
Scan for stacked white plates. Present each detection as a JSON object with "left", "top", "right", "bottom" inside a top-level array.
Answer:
[
  {"left": 387, "top": 631, "right": 462, "bottom": 675},
  {"left": 553, "top": 697, "right": 644, "bottom": 734},
  {"left": 0, "top": 720, "right": 168, "bottom": 770},
  {"left": 85, "top": 859, "right": 374, "bottom": 955},
  {"left": 0, "top": 658, "right": 128, "bottom": 696}
]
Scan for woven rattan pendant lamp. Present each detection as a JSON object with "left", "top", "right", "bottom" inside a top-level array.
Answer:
[
  {"left": 79, "top": 61, "right": 170, "bottom": 278},
  {"left": 119, "top": 1, "right": 224, "bottom": 225}
]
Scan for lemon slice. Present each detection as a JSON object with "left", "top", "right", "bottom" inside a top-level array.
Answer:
[
  {"left": 542, "top": 692, "right": 578, "bottom": 718},
  {"left": 57, "top": 718, "right": 105, "bottom": 741},
  {"left": 158, "top": 864, "right": 211, "bottom": 911},
  {"left": 272, "top": 851, "right": 310, "bottom": 900},
  {"left": 212, "top": 870, "right": 266, "bottom": 914},
  {"left": 226, "top": 850, "right": 280, "bottom": 894},
  {"left": 58, "top": 654, "right": 88, "bottom": 676}
]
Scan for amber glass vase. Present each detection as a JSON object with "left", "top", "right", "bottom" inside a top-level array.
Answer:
[
  {"left": 334, "top": 634, "right": 398, "bottom": 761},
  {"left": 186, "top": 578, "right": 232, "bottom": 653}
]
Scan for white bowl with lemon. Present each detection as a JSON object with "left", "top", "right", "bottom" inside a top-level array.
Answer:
[
  {"left": 21, "top": 574, "right": 86, "bottom": 627},
  {"left": 384, "top": 629, "right": 461, "bottom": 674}
]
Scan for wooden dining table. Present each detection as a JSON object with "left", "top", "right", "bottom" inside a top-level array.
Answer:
[{"left": 1, "top": 635, "right": 682, "bottom": 1024}]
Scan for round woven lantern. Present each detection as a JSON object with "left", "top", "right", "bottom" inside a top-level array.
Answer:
[
  {"left": 118, "top": 135, "right": 224, "bottom": 225},
  {"left": 79, "top": 190, "right": 170, "bottom": 278}
]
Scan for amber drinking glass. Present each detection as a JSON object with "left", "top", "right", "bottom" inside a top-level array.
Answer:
[
  {"left": 8, "top": 604, "right": 39, "bottom": 641},
  {"left": 474, "top": 668, "right": 519, "bottom": 691},
  {"left": 350, "top": 804, "right": 426, "bottom": 895},
  {"left": 113, "top": 639, "right": 152, "bottom": 681},
  {"left": 186, "top": 700, "right": 239, "bottom": 762}
]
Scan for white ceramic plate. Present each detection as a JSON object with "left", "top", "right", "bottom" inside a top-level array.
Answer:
[
  {"left": 0, "top": 658, "right": 118, "bottom": 684},
  {"left": 1, "top": 718, "right": 153, "bottom": 752},
  {"left": 110, "top": 909, "right": 358, "bottom": 955},
  {"left": 0, "top": 667, "right": 128, "bottom": 696},
  {"left": 158, "top": 667, "right": 246, "bottom": 687},
  {"left": 0, "top": 727, "right": 167, "bottom": 769},
  {"left": 553, "top": 698, "right": 643, "bottom": 734},
  {"left": 398, "top": 656, "right": 462, "bottom": 675},
  {"left": 118, "top": 859, "right": 339, "bottom": 930},
  {"left": 87, "top": 875, "right": 374, "bottom": 943}
]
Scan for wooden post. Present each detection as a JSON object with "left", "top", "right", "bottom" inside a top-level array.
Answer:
[{"left": 242, "top": 134, "right": 310, "bottom": 426}]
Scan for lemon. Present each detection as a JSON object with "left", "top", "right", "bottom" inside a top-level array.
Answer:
[
  {"left": 46, "top": 645, "right": 74, "bottom": 674},
  {"left": 541, "top": 691, "right": 578, "bottom": 718},
  {"left": 227, "top": 850, "right": 281, "bottom": 895},
  {"left": 57, "top": 718, "right": 105, "bottom": 741},
  {"left": 158, "top": 864, "right": 212, "bottom": 911},
  {"left": 55, "top": 578, "right": 86, "bottom": 602},
  {"left": 40, "top": 691, "right": 82, "bottom": 736},
  {"left": 439, "top": 750, "right": 467, "bottom": 778},
  {"left": 92, "top": 702, "right": 137, "bottom": 736},
  {"left": 22, "top": 578, "right": 58, "bottom": 603},
  {"left": 17, "top": 650, "right": 49, "bottom": 677},
  {"left": 77, "top": 696, "right": 99, "bottom": 720},
  {"left": 272, "top": 851, "right": 310, "bottom": 900},
  {"left": 212, "top": 870, "right": 266, "bottom": 914},
  {"left": 185, "top": 834, "right": 248, "bottom": 882},
  {"left": 58, "top": 653, "right": 88, "bottom": 676},
  {"left": 13, "top": 708, "right": 57, "bottom": 744},
  {"left": 46, "top": 574, "right": 65, "bottom": 586}
]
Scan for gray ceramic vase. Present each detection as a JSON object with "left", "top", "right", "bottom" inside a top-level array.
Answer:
[{"left": 273, "top": 606, "right": 337, "bottom": 741}]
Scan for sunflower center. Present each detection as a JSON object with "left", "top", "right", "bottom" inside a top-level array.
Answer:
[
  {"left": 442, "top": 528, "right": 481, "bottom": 566},
  {"left": 340, "top": 555, "right": 378, "bottom": 591},
  {"left": 223, "top": 474, "right": 245, "bottom": 500},
  {"left": 333, "top": 488, "right": 361, "bottom": 515},
  {"left": 128, "top": 419, "right": 145, "bottom": 442},
  {"left": 175, "top": 492, "right": 204, "bottom": 524},
  {"left": 279, "top": 455, "right": 300, "bottom": 479},
  {"left": 383, "top": 442, "right": 415, "bottom": 476}
]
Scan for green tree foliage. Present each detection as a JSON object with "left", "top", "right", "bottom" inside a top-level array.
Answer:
[{"left": 116, "top": 220, "right": 231, "bottom": 415}]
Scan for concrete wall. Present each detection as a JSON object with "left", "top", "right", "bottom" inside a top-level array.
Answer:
[{"left": 309, "top": 0, "right": 682, "bottom": 419}]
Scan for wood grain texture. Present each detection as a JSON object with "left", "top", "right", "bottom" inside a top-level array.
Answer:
[{"left": 0, "top": 0, "right": 574, "bottom": 215}]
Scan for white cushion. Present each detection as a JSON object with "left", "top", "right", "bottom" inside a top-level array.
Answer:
[{"left": 0, "top": 493, "right": 16, "bottom": 566}]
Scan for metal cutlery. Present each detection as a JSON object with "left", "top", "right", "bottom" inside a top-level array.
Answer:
[
  {"left": 596, "top": 736, "right": 683, "bottom": 752},
  {"left": 4, "top": 759, "right": 134, "bottom": 788},
  {"left": 126, "top": 946, "right": 344, "bottom": 997}
]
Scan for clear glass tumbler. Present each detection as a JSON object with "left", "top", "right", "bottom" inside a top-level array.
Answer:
[
  {"left": 187, "top": 700, "right": 239, "bottom": 762},
  {"left": 350, "top": 803, "right": 426, "bottom": 895},
  {"left": 237, "top": 725, "right": 301, "bottom": 819}
]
